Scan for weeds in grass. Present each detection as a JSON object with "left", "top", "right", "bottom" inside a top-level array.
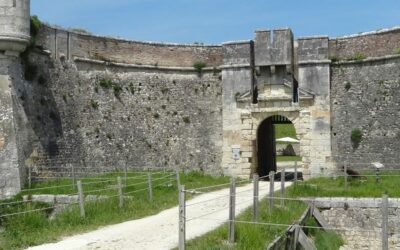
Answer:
[
  {"left": 0, "top": 171, "right": 230, "bottom": 249},
  {"left": 304, "top": 217, "right": 344, "bottom": 249},
  {"left": 185, "top": 196, "right": 307, "bottom": 250}
]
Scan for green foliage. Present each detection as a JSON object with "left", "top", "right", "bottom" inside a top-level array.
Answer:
[
  {"left": 305, "top": 218, "right": 344, "bottom": 249},
  {"left": 21, "top": 16, "right": 42, "bottom": 82},
  {"left": 30, "top": 16, "right": 42, "bottom": 37},
  {"left": 274, "top": 124, "right": 297, "bottom": 144},
  {"left": 98, "top": 78, "right": 114, "bottom": 89},
  {"left": 276, "top": 156, "right": 301, "bottom": 162},
  {"left": 98, "top": 78, "right": 124, "bottom": 99},
  {"left": 128, "top": 83, "right": 135, "bottom": 95},
  {"left": 212, "top": 67, "right": 220, "bottom": 76},
  {"left": 329, "top": 56, "right": 340, "bottom": 62},
  {"left": 160, "top": 87, "right": 169, "bottom": 94},
  {"left": 349, "top": 52, "right": 366, "bottom": 61},
  {"left": 185, "top": 194, "right": 307, "bottom": 250},
  {"left": 182, "top": 116, "right": 190, "bottom": 124},
  {"left": 394, "top": 48, "right": 400, "bottom": 55},
  {"left": 28, "top": 15, "right": 42, "bottom": 49},
  {"left": 345, "top": 81, "right": 351, "bottom": 91},
  {"left": 193, "top": 61, "right": 206, "bottom": 74},
  {"left": 112, "top": 84, "right": 123, "bottom": 99},
  {"left": 351, "top": 128, "right": 362, "bottom": 148},
  {"left": 288, "top": 170, "right": 400, "bottom": 197},
  {"left": 90, "top": 100, "right": 99, "bottom": 109}
]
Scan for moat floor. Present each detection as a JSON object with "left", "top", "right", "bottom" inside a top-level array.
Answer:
[{"left": 27, "top": 181, "right": 289, "bottom": 250}]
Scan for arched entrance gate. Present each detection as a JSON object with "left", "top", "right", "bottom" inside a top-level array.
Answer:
[{"left": 256, "top": 115, "right": 294, "bottom": 177}]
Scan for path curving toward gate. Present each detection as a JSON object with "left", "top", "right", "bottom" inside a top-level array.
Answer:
[{"left": 28, "top": 181, "right": 289, "bottom": 250}]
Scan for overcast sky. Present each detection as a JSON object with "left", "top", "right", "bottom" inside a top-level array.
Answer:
[{"left": 31, "top": 0, "right": 400, "bottom": 44}]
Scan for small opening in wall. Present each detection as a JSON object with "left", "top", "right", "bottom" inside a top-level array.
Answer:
[{"left": 333, "top": 133, "right": 337, "bottom": 136}]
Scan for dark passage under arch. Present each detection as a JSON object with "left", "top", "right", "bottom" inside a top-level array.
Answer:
[{"left": 257, "top": 115, "right": 292, "bottom": 178}]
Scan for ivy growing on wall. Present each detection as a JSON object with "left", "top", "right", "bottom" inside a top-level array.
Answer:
[{"left": 351, "top": 128, "right": 363, "bottom": 149}]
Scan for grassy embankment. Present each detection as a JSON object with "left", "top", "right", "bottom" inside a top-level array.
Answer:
[{"left": 0, "top": 171, "right": 231, "bottom": 249}]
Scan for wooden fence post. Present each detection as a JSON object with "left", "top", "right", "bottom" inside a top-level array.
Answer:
[
  {"left": 71, "top": 163, "right": 76, "bottom": 190},
  {"left": 147, "top": 173, "right": 153, "bottom": 202},
  {"left": 344, "top": 164, "right": 348, "bottom": 191},
  {"left": 124, "top": 163, "right": 128, "bottom": 186},
  {"left": 176, "top": 169, "right": 181, "bottom": 187},
  {"left": 269, "top": 171, "right": 275, "bottom": 213},
  {"left": 28, "top": 165, "right": 32, "bottom": 189},
  {"left": 77, "top": 180, "right": 85, "bottom": 218},
  {"left": 117, "top": 176, "right": 124, "bottom": 208},
  {"left": 382, "top": 195, "right": 388, "bottom": 250},
  {"left": 228, "top": 178, "right": 236, "bottom": 243},
  {"left": 178, "top": 185, "right": 186, "bottom": 250},
  {"left": 253, "top": 173, "right": 259, "bottom": 222},
  {"left": 281, "top": 168, "right": 285, "bottom": 207}
]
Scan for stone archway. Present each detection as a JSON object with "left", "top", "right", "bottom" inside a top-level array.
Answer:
[
  {"left": 235, "top": 110, "right": 311, "bottom": 177},
  {"left": 255, "top": 114, "right": 301, "bottom": 177}
]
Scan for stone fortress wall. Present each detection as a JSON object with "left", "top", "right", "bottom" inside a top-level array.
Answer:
[
  {"left": 14, "top": 24, "right": 225, "bottom": 182},
  {"left": 0, "top": 0, "right": 400, "bottom": 197},
  {"left": 329, "top": 28, "right": 400, "bottom": 167}
]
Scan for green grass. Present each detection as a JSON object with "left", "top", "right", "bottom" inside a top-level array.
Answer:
[
  {"left": 0, "top": 171, "right": 231, "bottom": 249},
  {"left": 277, "top": 156, "right": 301, "bottom": 162},
  {"left": 186, "top": 169, "right": 400, "bottom": 249},
  {"left": 184, "top": 197, "right": 307, "bottom": 250},
  {"left": 275, "top": 124, "right": 298, "bottom": 145},
  {"left": 287, "top": 170, "right": 400, "bottom": 198},
  {"left": 304, "top": 217, "right": 344, "bottom": 250}
]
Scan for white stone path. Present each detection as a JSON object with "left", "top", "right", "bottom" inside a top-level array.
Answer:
[{"left": 28, "top": 181, "right": 289, "bottom": 250}]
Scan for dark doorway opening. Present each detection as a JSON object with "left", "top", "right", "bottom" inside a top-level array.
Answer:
[{"left": 257, "top": 115, "right": 292, "bottom": 178}]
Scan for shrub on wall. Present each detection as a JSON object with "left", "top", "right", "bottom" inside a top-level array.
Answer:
[
  {"left": 351, "top": 128, "right": 363, "bottom": 149},
  {"left": 193, "top": 61, "right": 206, "bottom": 74},
  {"left": 344, "top": 81, "right": 351, "bottom": 91},
  {"left": 395, "top": 48, "right": 400, "bottom": 55},
  {"left": 348, "top": 52, "right": 366, "bottom": 61}
]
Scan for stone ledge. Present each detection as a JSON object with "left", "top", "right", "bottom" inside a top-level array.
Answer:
[
  {"left": 303, "top": 197, "right": 400, "bottom": 208},
  {"left": 332, "top": 54, "right": 400, "bottom": 65},
  {"left": 74, "top": 57, "right": 218, "bottom": 72}
]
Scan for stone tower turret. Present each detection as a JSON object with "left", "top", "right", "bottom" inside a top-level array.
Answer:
[
  {"left": 0, "top": 0, "right": 30, "bottom": 198},
  {"left": 0, "top": 0, "right": 30, "bottom": 56}
]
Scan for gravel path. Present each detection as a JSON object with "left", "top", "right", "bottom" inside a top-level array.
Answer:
[{"left": 28, "top": 181, "right": 289, "bottom": 250}]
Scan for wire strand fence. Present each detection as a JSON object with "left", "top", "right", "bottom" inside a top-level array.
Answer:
[
  {"left": 0, "top": 168, "right": 179, "bottom": 220},
  {"left": 178, "top": 169, "right": 396, "bottom": 250}
]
